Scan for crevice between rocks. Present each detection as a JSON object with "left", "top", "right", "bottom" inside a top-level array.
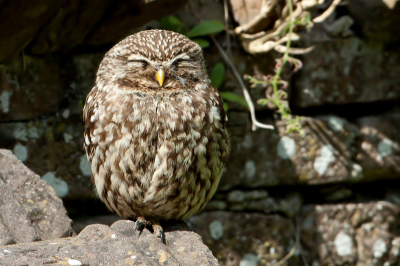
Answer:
[{"left": 290, "top": 98, "right": 400, "bottom": 120}]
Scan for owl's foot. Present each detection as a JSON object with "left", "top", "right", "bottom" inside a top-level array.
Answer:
[
  {"left": 134, "top": 217, "right": 148, "bottom": 235},
  {"left": 134, "top": 217, "right": 165, "bottom": 244},
  {"left": 152, "top": 222, "right": 166, "bottom": 244}
]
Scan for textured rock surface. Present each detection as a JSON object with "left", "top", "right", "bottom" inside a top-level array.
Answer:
[
  {"left": 356, "top": 109, "right": 400, "bottom": 180},
  {"left": 0, "top": 118, "right": 90, "bottom": 199},
  {"left": 0, "top": 149, "right": 74, "bottom": 245},
  {"left": 221, "top": 115, "right": 361, "bottom": 189},
  {"left": 347, "top": 0, "right": 400, "bottom": 43},
  {"left": 301, "top": 202, "right": 400, "bottom": 265},
  {"left": 0, "top": 56, "right": 65, "bottom": 122},
  {"left": 222, "top": 110, "right": 400, "bottom": 189},
  {"left": 188, "top": 203, "right": 400, "bottom": 266},
  {"left": 0, "top": 0, "right": 66, "bottom": 62},
  {"left": 0, "top": 220, "right": 219, "bottom": 266},
  {"left": 204, "top": 190, "right": 302, "bottom": 218},
  {"left": 188, "top": 211, "right": 300, "bottom": 266},
  {"left": 0, "top": 52, "right": 102, "bottom": 198},
  {"left": 72, "top": 215, "right": 121, "bottom": 233},
  {"left": 293, "top": 38, "right": 400, "bottom": 107},
  {"left": 0, "top": 0, "right": 188, "bottom": 63}
]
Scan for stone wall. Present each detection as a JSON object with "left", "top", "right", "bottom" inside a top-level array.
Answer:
[{"left": 0, "top": 0, "right": 400, "bottom": 265}]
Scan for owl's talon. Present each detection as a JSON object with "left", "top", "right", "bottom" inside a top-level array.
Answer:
[
  {"left": 160, "top": 230, "right": 166, "bottom": 244},
  {"left": 152, "top": 223, "right": 165, "bottom": 244},
  {"left": 135, "top": 218, "right": 146, "bottom": 232}
]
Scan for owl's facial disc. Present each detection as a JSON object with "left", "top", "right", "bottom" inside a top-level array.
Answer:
[
  {"left": 118, "top": 51, "right": 205, "bottom": 90},
  {"left": 98, "top": 30, "right": 209, "bottom": 91}
]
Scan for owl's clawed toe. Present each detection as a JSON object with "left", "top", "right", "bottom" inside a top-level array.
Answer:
[
  {"left": 134, "top": 217, "right": 147, "bottom": 234},
  {"left": 160, "top": 230, "right": 166, "bottom": 244},
  {"left": 134, "top": 218, "right": 165, "bottom": 244},
  {"left": 152, "top": 223, "right": 166, "bottom": 244}
]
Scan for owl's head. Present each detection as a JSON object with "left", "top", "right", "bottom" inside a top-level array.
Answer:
[{"left": 97, "top": 30, "right": 209, "bottom": 91}]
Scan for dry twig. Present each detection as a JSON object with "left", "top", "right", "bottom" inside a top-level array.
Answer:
[
  {"left": 189, "top": 0, "right": 274, "bottom": 130},
  {"left": 313, "top": 0, "right": 341, "bottom": 23},
  {"left": 272, "top": 245, "right": 297, "bottom": 266},
  {"left": 211, "top": 36, "right": 275, "bottom": 130},
  {"left": 223, "top": 0, "right": 231, "bottom": 54},
  {"left": 234, "top": 0, "right": 340, "bottom": 54}
]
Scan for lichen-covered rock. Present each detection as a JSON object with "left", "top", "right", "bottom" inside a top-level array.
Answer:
[
  {"left": 0, "top": 52, "right": 104, "bottom": 122},
  {"left": 220, "top": 115, "right": 361, "bottom": 189},
  {"left": 0, "top": 149, "right": 74, "bottom": 245},
  {"left": 188, "top": 211, "right": 300, "bottom": 266},
  {"left": 293, "top": 38, "right": 400, "bottom": 107},
  {"left": 301, "top": 202, "right": 400, "bottom": 265},
  {"left": 0, "top": 118, "right": 92, "bottom": 200},
  {"left": 0, "top": 55, "right": 101, "bottom": 198},
  {"left": 0, "top": 220, "right": 218, "bottom": 266},
  {"left": 222, "top": 109, "right": 400, "bottom": 189},
  {"left": 356, "top": 109, "right": 400, "bottom": 180}
]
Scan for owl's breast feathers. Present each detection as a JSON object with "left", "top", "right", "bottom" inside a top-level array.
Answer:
[{"left": 83, "top": 83, "right": 229, "bottom": 220}]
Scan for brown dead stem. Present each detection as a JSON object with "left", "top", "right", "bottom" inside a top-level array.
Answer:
[{"left": 233, "top": 0, "right": 340, "bottom": 54}]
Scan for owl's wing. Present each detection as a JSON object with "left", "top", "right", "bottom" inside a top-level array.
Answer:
[
  {"left": 208, "top": 84, "right": 228, "bottom": 129},
  {"left": 83, "top": 86, "right": 98, "bottom": 162}
]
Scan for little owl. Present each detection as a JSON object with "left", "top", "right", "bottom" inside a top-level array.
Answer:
[{"left": 83, "top": 30, "right": 230, "bottom": 243}]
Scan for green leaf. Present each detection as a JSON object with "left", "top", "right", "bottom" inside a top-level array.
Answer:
[
  {"left": 186, "top": 20, "right": 225, "bottom": 38},
  {"left": 220, "top": 92, "right": 248, "bottom": 107},
  {"left": 210, "top": 63, "right": 225, "bottom": 89},
  {"left": 192, "top": 38, "right": 210, "bottom": 48},
  {"left": 160, "top": 16, "right": 185, "bottom": 34},
  {"left": 223, "top": 102, "right": 229, "bottom": 112}
]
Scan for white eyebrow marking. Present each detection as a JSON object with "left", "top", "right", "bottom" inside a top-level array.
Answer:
[
  {"left": 168, "top": 53, "right": 190, "bottom": 65},
  {"left": 126, "top": 55, "right": 155, "bottom": 65}
]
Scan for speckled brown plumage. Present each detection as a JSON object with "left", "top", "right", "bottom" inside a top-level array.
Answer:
[{"left": 83, "top": 30, "right": 230, "bottom": 242}]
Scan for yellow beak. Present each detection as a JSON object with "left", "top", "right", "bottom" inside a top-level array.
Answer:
[{"left": 155, "top": 69, "right": 165, "bottom": 86}]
